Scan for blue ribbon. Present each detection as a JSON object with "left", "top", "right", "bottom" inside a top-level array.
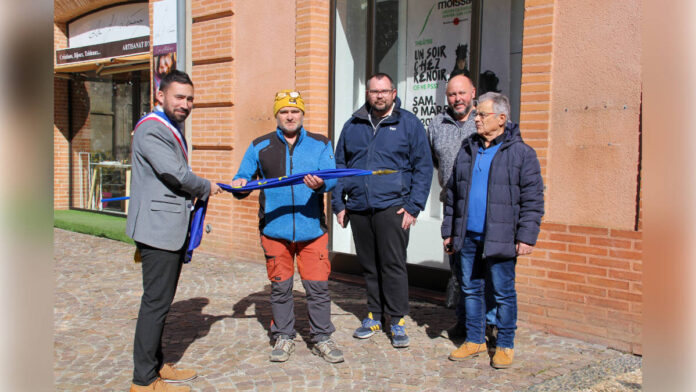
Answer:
[{"left": 218, "top": 168, "right": 397, "bottom": 193}]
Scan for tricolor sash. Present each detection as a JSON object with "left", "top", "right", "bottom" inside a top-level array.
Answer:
[{"left": 134, "top": 111, "right": 188, "bottom": 160}]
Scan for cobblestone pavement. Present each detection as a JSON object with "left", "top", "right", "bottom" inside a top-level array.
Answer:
[{"left": 54, "top": 229, "right": 641, "bottom": 391}]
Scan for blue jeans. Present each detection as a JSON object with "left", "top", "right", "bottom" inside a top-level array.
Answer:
[
  {"left": 454, "top": 253, "right": 497, "bottom": 327},
  {"left": 458, "top": 234, "right": 517, "bottom": 348}
]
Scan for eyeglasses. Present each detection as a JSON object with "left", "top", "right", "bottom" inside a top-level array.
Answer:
[
  {"left": 275, "top": 91, "right": 301, "bottom": 100},
  {"left": 474, "top": 111, "right": 501, "bottom": 119},
  {"left": 367, "top": 89, "right": 394, "bottom": 96}
]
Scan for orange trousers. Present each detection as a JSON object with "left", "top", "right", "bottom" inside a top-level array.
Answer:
[{"left": 260, "top": 233, "right": 330, "bottom": 282}]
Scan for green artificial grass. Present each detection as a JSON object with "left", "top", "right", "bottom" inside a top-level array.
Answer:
[{"left": 54, "top": 209, "right": 134, "bottom": 245}]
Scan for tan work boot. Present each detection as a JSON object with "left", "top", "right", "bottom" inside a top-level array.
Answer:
[
  {"left": 491, "top": 347, "right": 514, "bottom": 369},
  {"left": 159, "top": 363, "right": 197, "bottom": 383},
  {"left": 130, "top": 378, "right": 190, "bottom": 392},
  {"left": 448, "top": 341, "right": 487, "bottom": 361}
]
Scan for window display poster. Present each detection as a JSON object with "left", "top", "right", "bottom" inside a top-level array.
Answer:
[
  {"left": 152, "top": 0, "right": 178, "bottom": 106},
  {"left": 405, "top": 0, "right": 472, "bottom": 127}
]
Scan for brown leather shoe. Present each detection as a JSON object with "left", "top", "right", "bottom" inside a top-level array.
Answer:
[
  {"left": 130, "top": 378, "right": 191, "bottom": 391},
  {"left": 491, "top": 347, "right": 514, "bottom": 369},
  {"left": 448, "top": 341, "right": 487, "bottom": 361},
  {"left": 159, "top": 363, "right": 197, "bottom": 383}
]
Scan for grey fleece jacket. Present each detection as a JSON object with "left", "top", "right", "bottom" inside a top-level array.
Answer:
[{"left": 426, "top": 108, "right": 477, "bottom": 202}]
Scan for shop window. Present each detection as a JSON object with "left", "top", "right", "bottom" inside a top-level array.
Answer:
[
  {"left": 69, "top": 70, "right": 149, "bottom": 214},
  {"left": 331, "top": 0, "right": 524, "bottom": 269},
  {"left": 331, "top": 0, "right": 368, "bottom": 255}
]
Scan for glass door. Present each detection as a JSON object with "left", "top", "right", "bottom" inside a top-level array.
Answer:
[
  {"left": 331, "top": 0, "right": 368, "bottom": 256},
  {"left": 70, "top": 70, "right": 150, "bottom": 214}
]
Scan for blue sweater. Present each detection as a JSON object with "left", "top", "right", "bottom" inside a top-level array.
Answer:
[
  {"left": 233, "top": 127, "right": 336, "bottom": 242},
  {"left": 466, "top": 143, "right": 502, "bottom": 236}
]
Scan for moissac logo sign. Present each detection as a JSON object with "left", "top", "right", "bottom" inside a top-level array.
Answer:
[{"left": 418, "top": 0, "right": 473, "bottom": 37}]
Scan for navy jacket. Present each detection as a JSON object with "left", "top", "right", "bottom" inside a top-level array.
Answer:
[
  {"left": 441, "top": 123, "right": 544, "bottom": 259},
  {"left": 332, "top": 98, "right": 433, "bottom": 216},
  {"left": 233, "top": 127, "right": 336, "bottom": 242}
]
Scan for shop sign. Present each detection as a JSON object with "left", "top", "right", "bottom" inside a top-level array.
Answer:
[
  {"left": 56, "top": 3, "right": 150, "bottom": 64},
  {"left": 68, "top": 3, "right": 149, "bottom": 48},
  {"left": 405, "top": 0, "right": 473, "bottom": 127},
  {"left": 56, "top": 36, "right": 150, "bottom": 64}
]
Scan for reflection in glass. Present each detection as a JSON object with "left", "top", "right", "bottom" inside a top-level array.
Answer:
[{"left": 69, "top": 70, "right": 149, "bottom": 214}]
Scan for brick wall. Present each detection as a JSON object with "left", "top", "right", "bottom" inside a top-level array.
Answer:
[
  {"left": 54, "top": 23, "right": 68, "bottom": 59},
  {"left": 517, "top": 223, "right": 642, "bottom": 353},
  {"left": 519, "top": 0, "right": 552, "bottom": 180},
  {"left": 54, "top": 23, "right": 70, "bottom": 210},
  {"left": 295, "top": 0, "right": 330, "bottom": 137},
  {"left": 518, "top": 0, "right": 642, "bottom": 354},
  {"left": 187, "top": 0, "right": 237, "bottom": 255}
]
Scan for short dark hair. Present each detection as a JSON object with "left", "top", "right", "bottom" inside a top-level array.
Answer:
[
  {"left": 159, "top": 70, "right": 194, "bottom": 92},
  {"left": 367, "top": 73, "right": 396, "bottom": 90}
]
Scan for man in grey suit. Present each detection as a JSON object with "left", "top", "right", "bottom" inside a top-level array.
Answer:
[{"left": 127, "top": 70, "right": 221, "bottom": 392}]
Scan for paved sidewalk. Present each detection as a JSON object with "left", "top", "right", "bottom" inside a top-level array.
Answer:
[{"left": 54, "top": 229, "right": 641, "bottom": 391}]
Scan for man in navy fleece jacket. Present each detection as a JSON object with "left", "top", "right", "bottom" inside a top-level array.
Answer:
[{"left": 332, "top": 73, "right": 433, "bottom": 348}]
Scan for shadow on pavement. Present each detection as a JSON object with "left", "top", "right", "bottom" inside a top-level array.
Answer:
[
  {"left": 161, "top": 297, "right": 234, "bottom": 363},
  {"left": 405, "top": 298, "right": 454, "bottom": 340},
  {"left": 328, "top": 275, "right": 457, "bottom": 341},
  {"left": 231, "top": 286, "right": 273, "bottom": 341},
  {"left": 327, "top": 279, "right": 369, "bottom": 325},
  {"left": 231, "top": 285, "right": 320, "bottom": 348}
]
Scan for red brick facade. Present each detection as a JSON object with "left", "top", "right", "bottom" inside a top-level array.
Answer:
[
  {"left": 53, "top": 0, "right": 642, "bottom": 354},
  {"left": 54, "top": 78, "right": 70, "bottom": 210},
  {"left": 516, "top": 1, "right": 642, "bottom": 354},
  {"left": 54, "top": 23, "right": 70, "bottom": 210},
  {"left": 295, "top": 0, "right": 330, "bottom": 137},
  {"left": 188, "top": 0, "right": 237, "bottom": 256}
]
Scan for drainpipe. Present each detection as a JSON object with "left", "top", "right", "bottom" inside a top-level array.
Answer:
[
  {"left": 176, "top": 0, "right": 193, "bottom": 158},
  {"left": 176, "top": 0, "right": 186, "bottom": 71}
]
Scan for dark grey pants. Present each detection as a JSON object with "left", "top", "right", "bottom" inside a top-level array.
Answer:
[
  {"left": 348, "top": 205, "right": 410, "bottom": 320},
  {"left": 270, "top": 277, "right": 336, "bottom": 342},
  {"left": 132, "top": 242, "right": 184, "bottom": 386}
]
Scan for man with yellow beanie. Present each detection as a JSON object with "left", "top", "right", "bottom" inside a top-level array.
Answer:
[{"left": 231, "top": 90, "right": 344, "bottom": 363}]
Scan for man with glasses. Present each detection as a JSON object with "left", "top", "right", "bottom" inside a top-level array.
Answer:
[
  {"left": 231, "top": 90, "right": 343, "bottom": 364},
  {"left": 441, "top": 92, "right": 544, "bottom": 368},
  {"left": 427, "top": 75, "right": 498, "bottom": 344},
  {"left": 333, "top": 73, "right": 433, "bottom": 348}
]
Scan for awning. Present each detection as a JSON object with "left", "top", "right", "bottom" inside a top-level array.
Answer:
[{"left": 54, "top": 53, "right": 150, "bottom": 75}]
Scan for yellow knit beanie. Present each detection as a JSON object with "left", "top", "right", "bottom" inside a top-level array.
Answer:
[{"left": 273, "top": 90, "right": 305, "bottom": 116}]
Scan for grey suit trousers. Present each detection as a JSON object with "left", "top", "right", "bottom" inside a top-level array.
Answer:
[{"left": 132, "top": 242, "right": 184, "bottom": 386}]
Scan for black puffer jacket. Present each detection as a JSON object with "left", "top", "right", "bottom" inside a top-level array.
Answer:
[{"left": 441, "top": 123, "right": 544, "bottom": 259}]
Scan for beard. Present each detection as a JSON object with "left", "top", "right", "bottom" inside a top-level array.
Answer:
[
  {"left": 372, "top": 100, "right": 387, "bottom": 110},
  {"left": 451, "top": 102, "right": 472, "bottom": 118},
  {"left": 370, "top": 98, "right": 393, "bottom": 116},
  {"left": 169, "top": 109, "right": 189, "bottom": 123}
]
